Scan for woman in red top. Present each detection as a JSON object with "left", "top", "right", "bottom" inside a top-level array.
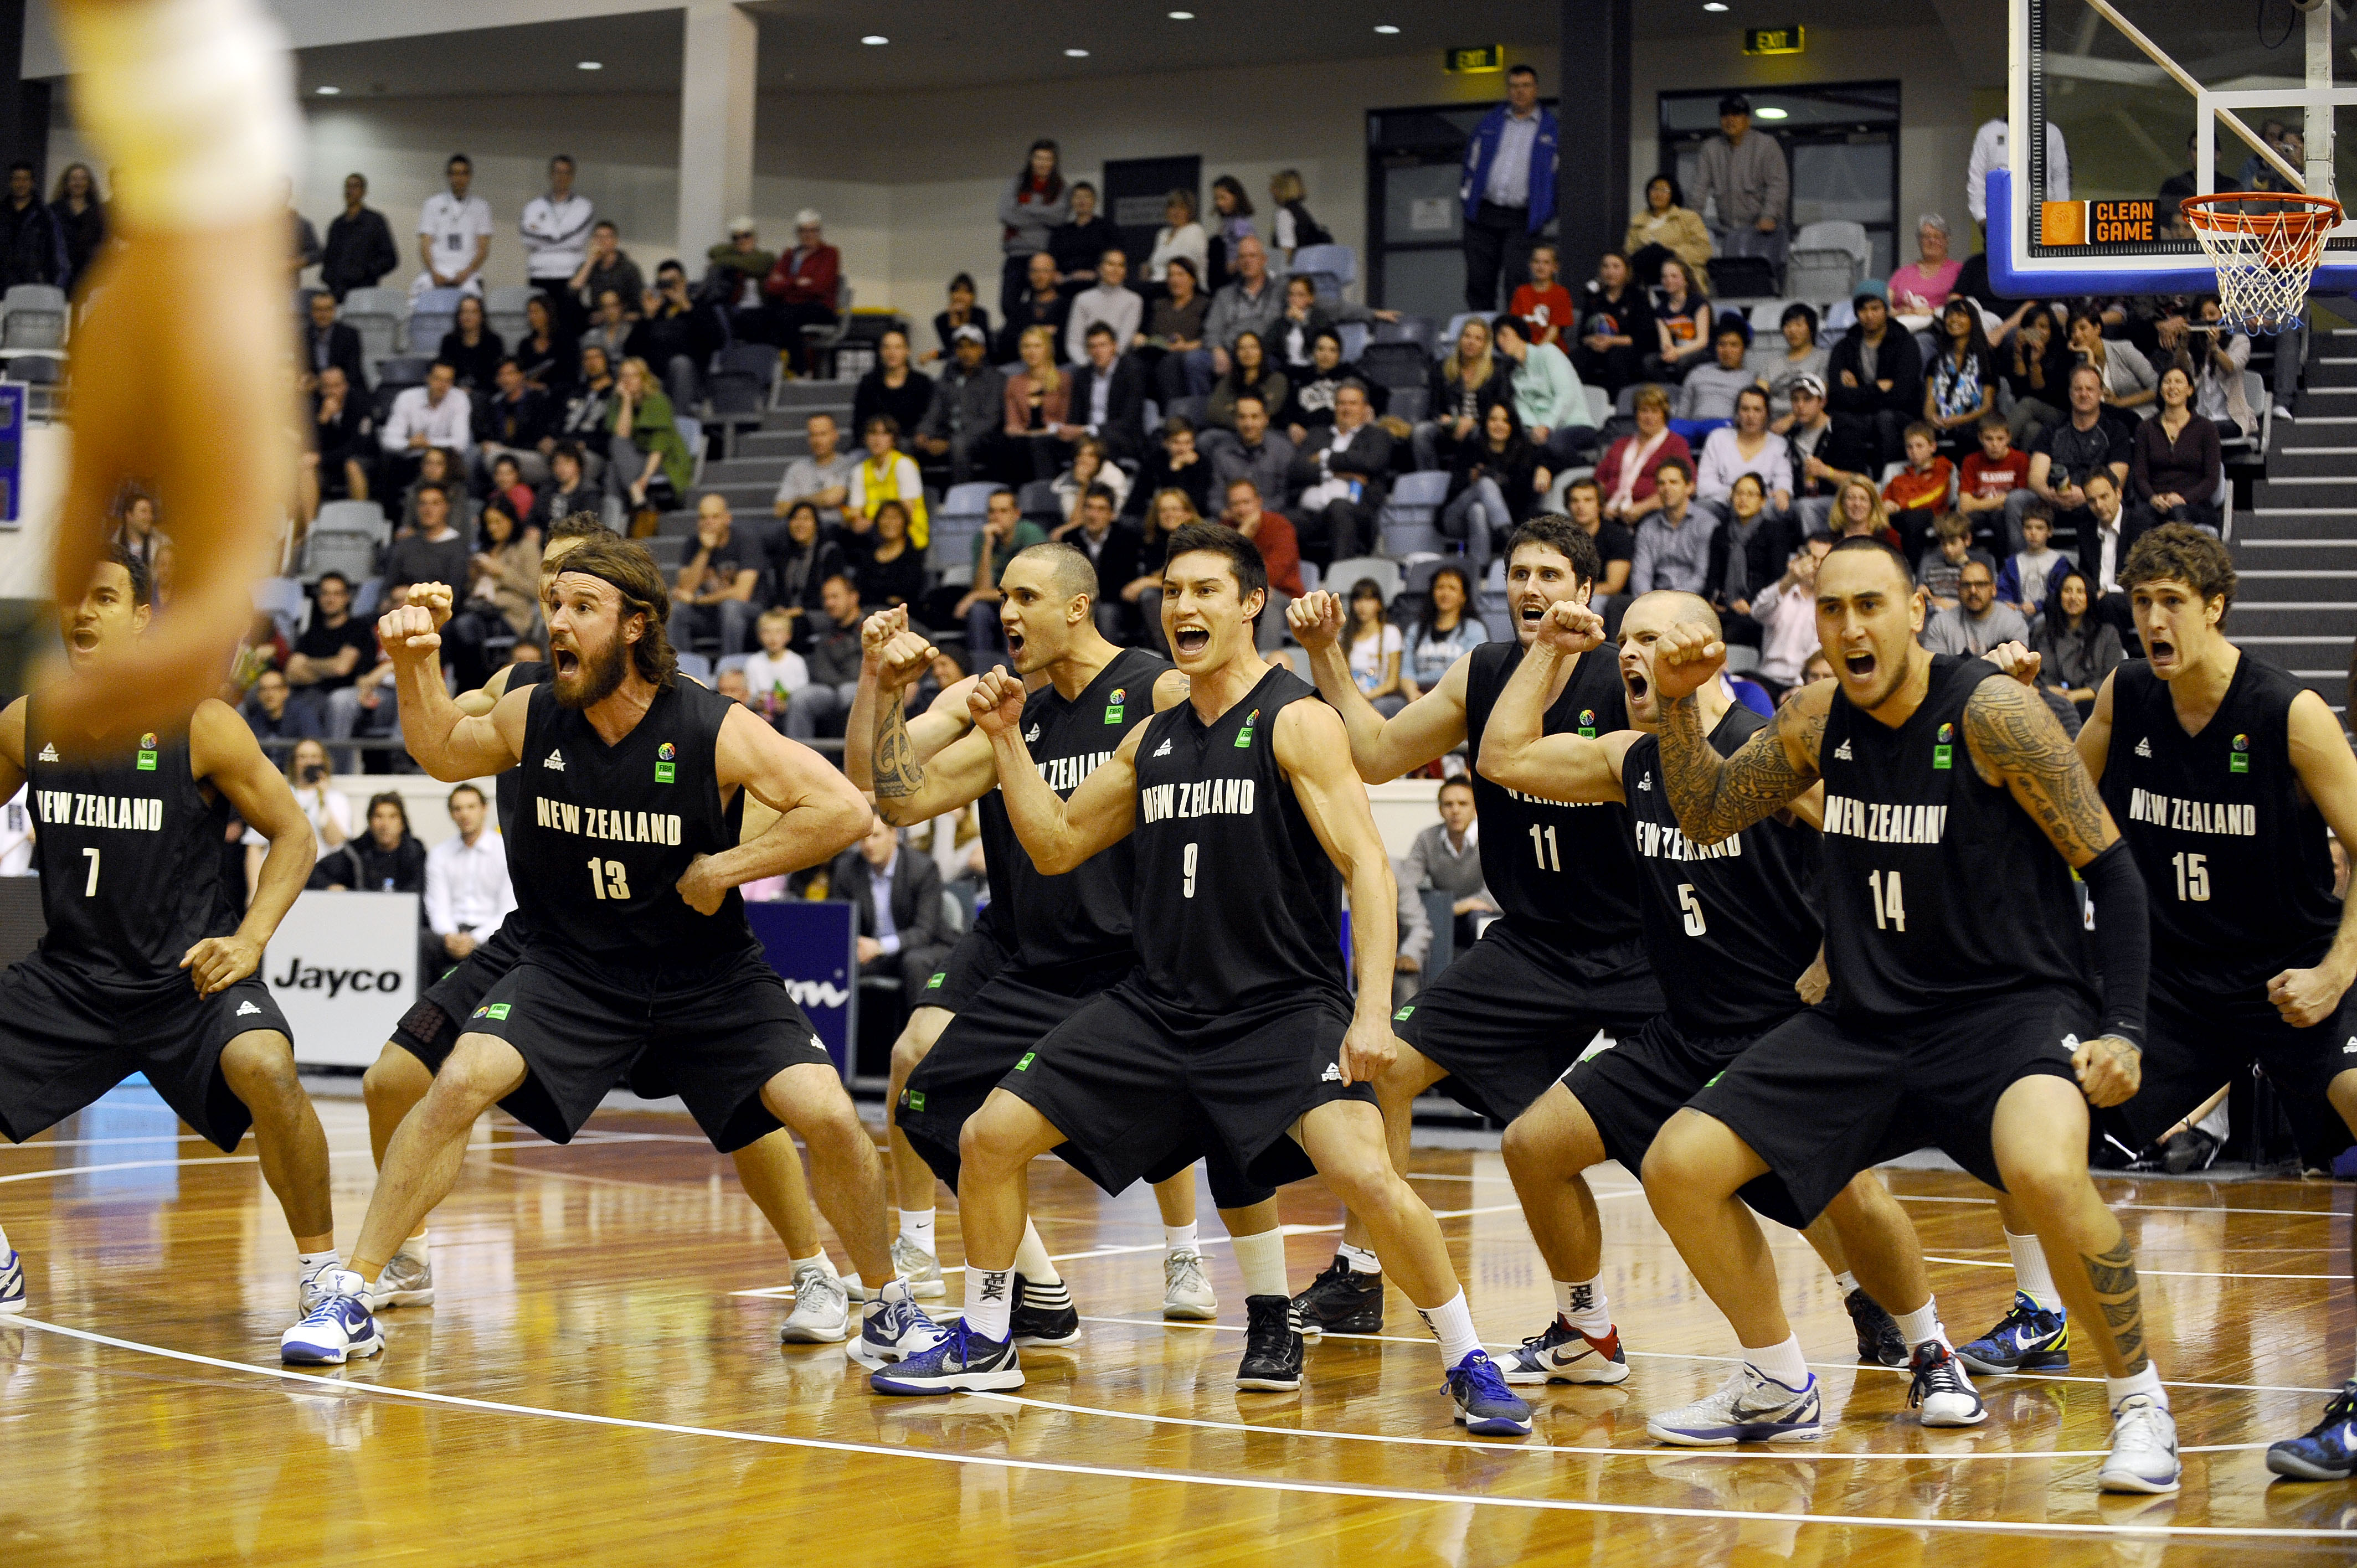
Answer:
[{"left": 1596, "top": 385, "right": 1693, "bottom": 528}]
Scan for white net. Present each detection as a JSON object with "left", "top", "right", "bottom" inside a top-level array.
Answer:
[{"left": 2183, "top": 195, "right": 2341, "bottom": 336}]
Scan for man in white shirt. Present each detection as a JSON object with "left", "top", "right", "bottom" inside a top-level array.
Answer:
[
  {"left": 415, "top": 154, "right": 494, "bottom": 301},
  {"left": 1749, "top": 529, "right": 1833, "bottom": 700},
  {"left": 1064, "top": 248, "right": 1141, "bottom": 365},
  {"left": 1967, "top": 117, "right": 2071, "bottom": 233},
  {"left": 424, "top": 784, "right": 514, "bottom": 968},
  {"left": 519, "top": 155, "right": 594, "bottom": 298},
  {"left": 380, "top": 362, "right": 476, "bottom": 473}
]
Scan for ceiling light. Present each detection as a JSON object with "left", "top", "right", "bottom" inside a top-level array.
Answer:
[
  {"left": 1703, "top": 3, "right": 1728, "bottom": 11},
  {"left": 1064, "top": 47, "right": 1089, "bottom": 56},
  {"left": 313, "top": 85, "right": 340, "bottom": 96},
  {"left": 1169, "top": 9, "right": 1194, "bottom": 17},
  {"left": 1375, "top": 24, "right": 1401, "bottom": 33},
  {"left": 861, "top": 34, "right": 888, "bottom": 44},
  {"left": 577, "top": 60, "right": 603, "bottom": 70},
  {"left": 1755, "top": 105, "right": 1789, "bottom": 119}
]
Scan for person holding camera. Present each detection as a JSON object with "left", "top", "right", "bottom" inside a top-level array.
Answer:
[{"left": 250, "top": 737, "right": 350, "bottom": 893}]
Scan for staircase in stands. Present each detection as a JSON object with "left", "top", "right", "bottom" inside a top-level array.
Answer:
[
  {"left": 639, "top": 378, "right": 857, "bottom": 575},
  {"left": 2245, "top": 327, "right": 2357, "bottom": 716}
]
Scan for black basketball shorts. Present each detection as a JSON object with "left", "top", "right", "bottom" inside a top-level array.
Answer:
[
  {"left": 918, "top": 920, "right": 1013, "bottom": 1017},
  {"left": 0, "top": 954, "right": 295, "bottom": 1153},
  {"left": 1685, "top": 987, "right": 2092, "bottom": 1225},
  {"left": 1394, "top": 920, "right": 1663, "bottom": 1122},
  {"left": 457, "top": 942, "right": 832, "bottom": 1153},
  {"left": 390, "top": 917, "right": 535, "bottom": 1071},
  {"left": 2110, "top": 967, "right": 2357, "bottom": 1162}
]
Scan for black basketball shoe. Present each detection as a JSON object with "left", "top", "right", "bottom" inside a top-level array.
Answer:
[
  {"left": 1290, "top": 1255, "right": 1382, "bottom": 1338},
  {"left": 1846, "top": 1287, "right": 1910, "bottom": 1366},
  {"left": 1008, "top": 1274, "right": 1080, "bottom": 1347},
  {"left": 1237, "top": 1294, "right": 1305, "bottom": 1390}
]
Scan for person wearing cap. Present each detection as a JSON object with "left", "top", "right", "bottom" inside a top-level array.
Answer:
[
  {"left": 1690, "top": 94, "right": 1790, "bottom": 270},
  {"left": 764, "top": 209, "right": 841, "bottom": 378},
  {"left": 1457, "top": 62, "right": 1558, "bottom": 312},
  {"left": 1776, "top": 372, "right": 1852, "bottom": 534},
  {"left": 914, "top": 323, "right": 1008, "bottom": 486},
  {"left": 1825, "top": 279, "right": 1923, "bottom": 476},
  {"left": 705, "top": 216, "right": 778, "bottom": 345}
]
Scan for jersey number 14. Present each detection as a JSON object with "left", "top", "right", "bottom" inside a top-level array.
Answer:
[{"left": 1867, "top": 869, "right": 1907, "bottom": 932}]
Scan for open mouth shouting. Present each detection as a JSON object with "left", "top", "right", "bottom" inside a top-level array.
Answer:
[
  {"left": 67, "top": 624, "right": 100, "bottom": 654},
  {"left": 1622, "top": 664, "right": 1650, "bottom": 704},
  {"left": 2145, "top": 633, "right": 2177, "bottom": 671},
  {"left": 1172, "top": 625, "right": 1211, "bottom": 658},
  {"left": 1843, "top": 648, "right": 1877, "bottom": 682},
  {"left": 553, "top": 646, "right": 581, "bottom": 680},
  {"left": 1005, "top": 627, "right": 1027, "bottom": 661},
  {"left": 1517, "top": 599, "right": 1548, "bottom": 637}
]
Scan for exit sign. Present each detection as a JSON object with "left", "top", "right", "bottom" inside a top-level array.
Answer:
[
  {"left": 1444, "top": 45, "right": 1504, "bottom": 74},
  {"left": 1743, "top": 25, "right": 1805, "bottom": 55}
]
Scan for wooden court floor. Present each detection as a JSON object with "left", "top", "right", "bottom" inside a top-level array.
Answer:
[{"left": 4, "top": 1090, "right": 2357, "bottom": 1566}]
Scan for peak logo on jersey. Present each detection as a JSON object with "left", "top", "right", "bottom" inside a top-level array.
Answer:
[
  {"left": 1153, "top": 737, "right": 1173, "bottom": 757},
  {"left": 1025, "top": 724, "right": 1042, "bottom": 743},
  {"left": 470, "top": 1002, "right": 512, "bottom": 1021},
  {"left": 136, "top": 732, "right": 158, "bottom": 771},
  {"left": 1320, "top": 1062, "right": 1344, "bottom": 1082},
  {"left": 35, "top": 743, "right": 56, "bottom": 762},
  {"left": 2230, "top": 733, "right": 2251, "bottom": 773},
  {"left": 2135, "top": 736, "right": 2153, "bottom": 758},
  {"left": 543, "top": 750, "right": 565, "bottom": 771},
  {"left": 1932, "top": 721, "right": 1953, "bottom": 771},
  {"left": 1577, "top": 708, "right": 1597, "bottom": 739},
  {"left": 1234, "top": 708, "right": 1259, "bottom": 748},
  {"left": 236, "top": 999, "right": 262, "bottom": 1017},
  {"left": 2344, "top": 1037, "right": 2357, "bottom": 1054},
  {"left": 1636, "top": 773, "right": 1653, "bottom": 790},
  {"left": 1834, "top": 739, "right": 1852, "bottom": 761}
]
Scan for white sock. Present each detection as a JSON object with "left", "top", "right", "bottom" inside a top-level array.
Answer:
[
  {"left": 1012, "top": 1218, "right": 1061, "bottom": 1285},
  {"left": 395, "top": 1230, "right": 429, "bottom": 1262},
  {"left": 1421, "top": 1290, "right": 1481, "bottom": 1367},
  {"left": 1164, "top": 1222, "right": 1198, "bottom": 1253},
  {"left": 1833, "top": 1270, "right": 1860, "bottom": 1296},
  {"left": 790, "top": 1249, "right": 828, "bottom": 1274},
  {"left": 1231, "top": 1228, "right": 1291, "bottom": 1300},
  {"left": 842, "top": 1273, "right": 865, "bottom": 1297},
  {"left": 297, "top": 1249, "right": 340, "bottom": 1278},
  {"left": 1553, "top": 1277, "right": 1612, "bottom": 1338},
  {"left": 1894, "top": 1299, "right": 1946, "bottom": 1351},
  {"left": 965, "top": 1267, "right": 1015, "bottom": 1342},
  {"left": 2106, "top": 1364, "right": 2166, "bottom": 1410},
  {"left": 1, "top": 1221, "right": 14, "bottom": 1255},
  {"left": 2006, "top": 1231, "right": 2063, "bottom": 1312},
  {"left": 1744, "top": 1335, "right": 1812, "bottom": 1389},
  {"left": 1338, "top": 1241, "right": 1382, "bottom": 1275},
  {"left": 899, "top": 1208, "right": 936, "bottom": 1252}
]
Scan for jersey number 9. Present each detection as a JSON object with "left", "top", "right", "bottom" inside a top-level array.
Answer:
[{"left": 1182, "top": 842, "right": 1198, "bottom": 899}]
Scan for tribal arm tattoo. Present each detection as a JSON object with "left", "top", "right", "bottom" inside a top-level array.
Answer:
[
  {"left": 869, "top": 683, "right": 922, "bottom": 803},
  {"left": 1961, "top": 676, "right": 2118, "bottom": 868},
  {"left": 1655, "top": 688, "right": 1825, "bottom": 845}
]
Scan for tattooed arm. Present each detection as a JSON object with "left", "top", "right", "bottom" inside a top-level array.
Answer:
[{"left": 1654, "top": 663, "right": 1831, "bottom": 845}]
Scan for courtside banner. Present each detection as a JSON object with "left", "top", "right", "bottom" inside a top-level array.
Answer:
[
  {"left": 748, "top": 900, "right": 857, "bottom": 1073},
  {"left": 269, "top": 890, "right": 419, "bottom": 1069}
]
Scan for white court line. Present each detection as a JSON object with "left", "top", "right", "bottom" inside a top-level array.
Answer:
[
  {"left": 0, "top": 1132, "right": 670, "bottom": 1188},
  {"left": 966, "top": 1389, "right": 2273, "bottom": 1461},
  {"left": 0, "top": 1133, "right": 221, "bottom": 1152},
  {"left": 1895, "top": 1193, "right": 2354, "bottom": 1223},
  {"left": 1925, "top": 1254, "right": 2338, "bottom": 1282},
  {"left": 9, "top": 1315, "right": 2349, "bottom": 1543}
]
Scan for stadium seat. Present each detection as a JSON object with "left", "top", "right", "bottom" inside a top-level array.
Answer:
[
  {"left": 1339, "top": 322, "right": 1368, "bottom": 362},
  {"left": 484, "top": 285, "right": 537, "bottom": 348},
  {"left": 342, "top": 287, "right": 406, "bottom": 367},
  {"left": 1378, "top": 470, "right": 1453, "bottom": 559},
  {"left": 717, "top": 653, "right": 753, "bottom": 677},
  {"left": 1360, "top": 342, "right": 1430, "bottom": 391},
  {"left": 675, "top": 652, "right": 713, "bottom": 684},
  {"left": 706, "top": 343, "right": 778, "bottom": 458},
  {"left": 1322, "top": 555, "right": 1402, "bottom": 603},
  {"left": 1017, "top": 479, "right": 1061, "bottom": 521},
  {"left": 408, "top": 287, "right": 463, "bottom": 357},
  {"left": 1386, "top": 386, "right": 1429, "bottom": 425},
  {"left": 1372, "top": 315, "right": 1436, "bottom": 349},
  {"left": 673, "top": 415, "right": 706, "bottom": 486},
  {"left": 377, "top": 356, "right": 432, "bottom": 392},
  {"left": 800, "top": 279, "right": 856, "bottom": 383},
  {"left": 300, "top": 527, "right": 381, "bottom": 585},
  {"left": 0, "top": 285, "right": 66, "bottom": 361},
  {"left": 1164, "top": 394, "right": 1207, "bottom": 428},
  {"left": 1288, "top": 244, "right": 1356, "bottom": 305},
  {"left": 316, "top": 499, "right": 391, "bottom": 542}
]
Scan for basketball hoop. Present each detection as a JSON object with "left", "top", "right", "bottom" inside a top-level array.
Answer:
[{"left": 2179, "top": 192, "right": 2343, "bottom": 335}]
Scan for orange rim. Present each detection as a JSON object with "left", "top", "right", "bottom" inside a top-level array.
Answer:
[{"left": 2179, "top": 192, "right": 2342, "bottom": 241}]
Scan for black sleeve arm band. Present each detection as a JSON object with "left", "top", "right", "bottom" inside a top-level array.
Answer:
[{"left": 2080, "top": 838, "right": 2149, "bottom": 1046}]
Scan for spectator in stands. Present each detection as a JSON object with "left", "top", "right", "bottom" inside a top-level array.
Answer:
[
  {"left": 914, "top": 325, "right": 1007, "bottom": 487},
  {"left": 1646, "top": 258, "right": 1713, "bottom": 383},
  {"left": 300, "top": 291, "right": 368, "bottom": 396},
  {"left": 742, "top": 607, "right": 809, "bottom": 726},
  {"left": 487, "top": 454, "right": 536, "bottom": 523},
  {"left": 1692, "top": 94, "right": 1788, "bottom": 272},
  {"left": 1999, "top": 303, "right": 2072, "bottom": 444},
  {"left": 581, "top": 288, "right": 635, "bottom": 365},
  {"left": 1208, "top": 176, "right": 1256, "bottom": 283},
  {"left": 1506, "top": 243, "right": 1574, "bottom": 350},
  {"left": 1289, "top": 381, "right": 1390, "bottom": 567},
  {"left": 1922, "top": 298, "right": 1995, "bottom": 463},
  {"left": 283, "top": 572, "right": 375, "bottom": 740},
  {"left": 1208, "top": 393, "right": 1292, "bottom": 510},
  {"left": 627, "top": 262, "right": 713, "bottom": 412},
  {"left": 1923, "top": 556, "right": 2029, "bottom": 658},
  {"left": 241, "top": 667, "right": 319, "bottom": 745},
  {"left": 530, "top": 442, "right": 602, "bottom": 533},
  {"left": 1915, "top": 511, "right": 1990, "bottom": 610},
  {"left": 1064, "top": 250, "right": 1143, "bottom": 368},
  {"left": 1958, "top": 412, "right": 2034, "bottom": 555},
  {"left": 1778, "top": 374, "right": 1844, "bottom": 528},
  {"left": 670, "top": 493, "right": 760, "bottom": 655},
  {"left": 2031, "top": 568, "right": 2124, "bottom": 718},
  {"left": 1596, "top": 386, "right": 1692, "bottom": 530},
  {"left": 269, "top": 740, "right": 354, "bottom": 879},
  {"left": 1417, "top": 316, "right": 1508, "bottom": 472},
  {"left": 1136, "top": 256, "right": 1208, "bottom": 396},
  {"left": 1629, "top": 459, "right": 1716, "bottom": 594},
  {"left": 1459, "top": 63, "right": 1556, "bottom": 311},
  {"left": 847, "top": 414, "right": 929, "bottom": 548},
  {"left": 852, "top": 326, "right": 935, "bottom": 449},
  {"left": 1567, "top": 478, "right": 1634, "bottom": 598},
  {"left": 1671, "top": 317, "right": 1756, "bottom": 437},
  {"left": 1205, "top": 328, "right": 1289, "bottom": 435},
  {"left": 1697, "top": 386, "right": 1792, "bottom": 517},
  {"left": 1270, "top": 274, "right": 1349, "bottom": 376},
  {"left": 1493, "top": 313, "right": 1593, "bottom": 465},
  {"left": 1443, "top": 401, "right": 1547, "bottom": 571},
  {"left": 1402, "top": 565, "right": 1491, "bottom": 703},
  {"left": 48, "top": 163, "right": 100, "bottom": 292},
  {"left": 2181, "top": 296, "right": 2254, "bottom": 437},
  {"left": 762, "top": 501, "right": 845, "bottom": 645},
  {"left": 387, "top": 482, "right": 470, "bottom": 613},
  {"left": 1001, "top": 326, "right": 1072, "bottom": 484},
  {"left": 1220, "top": 479, "right": 1302, "bottom": 649},
  {"left": 419, "top": 782, "right": 511, "bottom": 969},
  {"left": 322, "top": 172, "right": 398, "bottom": 300},
  {"left": 1000, "top": 251, "right": 1070, "bottom": 367},
  {"left": 414, "top": 153, "right": 492, "bottom": 301},
  {"left": 764, "top": 209, "right": 841, "bottom": 377},
  {"left": 774, "top": 411, "right": 858, "bottom": 526},
  {"left": 442, "top": 500, "right": 539, "bottom": 689},
  {"left": 1061, "top": 321, "right": 1148, "bottom": 463},
  {"left": 1266, "top": 169, "right": 1330, "bottom": 266},
  {"left": 399, "top": 447, "right": 469, "bottom": 535},
  {"left": 1279, "top": 328, "right": 1387, "bottom": 443},
  {"left": 1128, "top": 414, "right": 1213, "bottom": 520},
  {"left": 324, "top": 792, "right": 425, "bottom": 896},
  {"left": 554, "top": 345, "right": 617, "bottom": 478},
  {"left": 1998, "top": 502, "right": 2067, "bottom": 613},
  {"left": 519, "top": 154, "right": 593, "bottom": 315},
  {"left": 1053, "top": 484, "right": 1142, "bottom": 641},
  {"left": 1144, "top": 191, "right": 1207, "bottom": 297},
  {"left": 2068, "top": 307, "right": 2156, "bottom": 411},
  {"left": 1717, "top": 472, "right": 1791, "bottom": 634},
  {"left": 1889, "top": 215, "right": 1963, "bottom": 326},
  {"left": 927, "top": 272, "right": 991, "bottom": 364},
  {"left": 604, "top": 355, "right": 692, "bottom": 514},
  {"left": 437, "top": 295, "right": 505, "bottom": 393},
  {"left": 703, "top": 216, "right": 774, "bottom": 345},
  {"left": 835, "top": 817, "right": 952, "bottom": 1013},
  {"left": 1406, "top": 779, "right": 1495, "bottom": 951},
  {"left": 570, "top": 221, "right": 644, "bottom": 343},
  {"left": 1831, "top": 474, "right": 1900, "bottom": 546},
  {"left": 1881, "top": 421, "right": 1954, "bottom": 564},
  {"left": 860, "top": 501, "right": 926, "bottom": 615},
  {"left": 1625, "top": 174, "right": 1712, "bottom": 291},
  {"left": 1749, "top": 530, "right": 1833, "bottom": 703},
  {"left": 381, "top": 361, "right": 474, "bottom": 487},
  {"left": 1120, "top": 488, "right": 1198, "bottom": 651},
  {"left": 1759, "top": 303, "right": 1826, "bottom": 424},
  {"left": 999, "top": 140, "right": 1071, "bottom": 322},
  {"left": 1575, "top": 251, "right": 1653, "bottom": 396},
  {"left": 2076, "top": 468, "right": 2146, "bottom": 637},
  {"left": 953, "top": 489, "right": 1048, "bottom": 663},
  {"left": 1343, "top": 577, "right": 1407, "bottom": 718},
  {"left": 515, "top": 293, "right": 580, "bottom": 399},
  {"left": 1197, "top": 235, "right": 1284, "bottom": 393},
  {"left": 0, "top": 162, "right": 63, "bottom": 288},
  {"left": 1053, "top": 434, "right": 1131, "bottom": 521},
  {"left": 2029, "top": 363, "right": 2132, "bottom": 546},
  {"left": 1049, "top": 182, "right": 1115, "bottom": 297},
  {"left": 311, "top": 365, "right": 374, "bottom": 502},
  {"left": 1827, "top": 281, "right": 1923, "bottom": 474},
  {"left": 2131, "top": 364, "right": 2223, "bottom": 532},
  {"left": 785, "top": 574, "right": 866, "bottom": 740}
]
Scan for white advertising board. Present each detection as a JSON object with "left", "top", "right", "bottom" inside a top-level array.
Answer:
[{"left": 265, "top": 890, "right": 419, "bottom": 1069}]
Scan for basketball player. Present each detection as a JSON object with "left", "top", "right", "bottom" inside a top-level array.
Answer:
[
  {"left": 47, "top": 0, "right": 300, "bottom": 745},
  {"left": 0, "top": 551, "right": 332, "bottom": 1317},
  {"left": 1637, "top": 537, "right": 2176, "bottom": 1491},
  {"left": 1478, "top": 591, "right": 1980, "bottom": 1425},
  {"left": 281, "top": 538, "right": 927, "bottom": 1368},
  {"left": 874, "top": 525, "right": 1533, "bottom": 1436},
  {"left": 850, "top": 577, "right": 1236, "bottom": 1333},
  {"left": 1980, "top": 526, "right": 2357, "bottom": 1482}
]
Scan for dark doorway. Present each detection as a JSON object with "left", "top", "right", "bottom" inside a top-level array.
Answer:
[
  {"left": 1366, "top": 101, "right": 1558, "bottom": 321},
  {"left": 1103, "top": 156, "right": 1201, "bottom": 277},
  {"left": 1658, "top": 81, "right": 1901, "bottom": 281}
]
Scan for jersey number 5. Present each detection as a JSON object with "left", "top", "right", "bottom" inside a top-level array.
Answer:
[
  {"left": 1677, "top": 883, "right": 1706, "bottom": 936},
  {"left": 586, "top": 858, "right": 632, "bottom": 900},
  {"left": 1867, "top": 869, "right": 1907, "bottom": 932}
]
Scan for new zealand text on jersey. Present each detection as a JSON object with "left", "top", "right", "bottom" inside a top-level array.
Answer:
[
  {"left": 2125, "top": 787, "right": 2257, "bottom": 838},
  {"left": 1634, "top": 818, "right": 1744, "bottom": 862},
  {"left": 532, "top": 796, "right": 685, "bottom": 844},
  {"left": 1141, "top": 776, "right": 1257, "bottom": 823},
  {"left": 1823, "top": 797, "right": 1949, "bottom": 844},
  {"left": 1042, "top": 750, "right": 1114, "bottom": 794},
  {"left": 35, "top": 791, "right": 163, "bottom": 831}
]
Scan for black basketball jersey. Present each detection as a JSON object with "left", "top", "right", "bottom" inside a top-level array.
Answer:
[
  {"left": 1125, "top": 665, "right": 1349, "bottom": 1019},
  {"left": 1461, "top": 640, "right": 1643, "bottom": 957},
  {"left": 492, "top": 661, "right": 548, "bottom": 840},
  {"left": 1623, "top": 705, "right": 1823, "bottom": 1036},
  {"left": 2101, "top": 653, "right": 2340, "bottom": 991},
  {"left": 25, "top": 709, "right": 231, "bottom": 985},
  {"left": 506, "top": 677, "right": 751, "bottom": 961},
  {"left": 1818, "top": 655, "right": 2094, "bottom": 1023},
  {"left": 996, "top": 646, "right": 1169, "bottom": 970}
]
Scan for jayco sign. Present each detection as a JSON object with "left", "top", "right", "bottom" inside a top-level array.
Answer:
[
  {"left": 747, "top": 900, "right": 857, "bottom": 1073},
  {"left": 270, "top": 890, "right": 420, "bottom": 1069}
]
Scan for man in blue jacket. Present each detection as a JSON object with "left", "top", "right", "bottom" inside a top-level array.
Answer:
[{"left": 1459, "top": 65, "right": 1557, "bottom": 313}]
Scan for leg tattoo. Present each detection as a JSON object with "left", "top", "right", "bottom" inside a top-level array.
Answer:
[{"left": 2080, "top": 1240, "right": 2149, "bottom": 1373}]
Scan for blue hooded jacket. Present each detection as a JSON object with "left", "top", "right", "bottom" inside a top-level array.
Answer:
[{"left": 1459, "top": 104, "right": 1558, "bottom": 231}]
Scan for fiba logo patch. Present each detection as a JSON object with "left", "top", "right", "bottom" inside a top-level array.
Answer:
[
  {"left": 1577, "top": 708, "right": 1597, "bottom": 739},
  {"left": 1933, "top": 722, "right": 1954, "bottom": 771},
  {"left": 2231, "top": 733, "right": 2250, "bottom": 774},
  {"left": 1106, "top": 685, "right": 1126, "bottom": 724},
  {"left": 136, "top": 731, "right": 158, "bottom": 772},
  {"left": 655, "top": 740, "right": 676, "bottom": 783}
]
